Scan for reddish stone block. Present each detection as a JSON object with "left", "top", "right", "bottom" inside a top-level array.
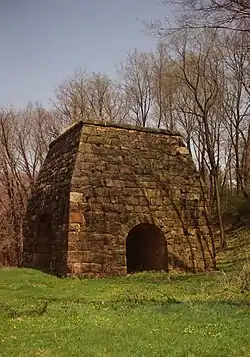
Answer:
[{"left": 69, "top": 212, "right": 84, "bottom": 224}]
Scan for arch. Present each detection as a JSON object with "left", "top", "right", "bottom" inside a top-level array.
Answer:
[{"left": 126, "top": 223, "right": 168, "bottom": 274}]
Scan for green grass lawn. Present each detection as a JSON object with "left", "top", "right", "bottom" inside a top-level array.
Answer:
[{"left": 0, "top": 232, "right": 249, "bottom": 357}]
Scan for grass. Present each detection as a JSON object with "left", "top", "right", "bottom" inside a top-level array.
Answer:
[{"left": 0, "top": 231, "right": 249, "bottom": 357}]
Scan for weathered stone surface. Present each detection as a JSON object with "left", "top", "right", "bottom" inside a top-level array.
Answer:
[
  {"left": 69, "top": 212, "right": 85, "bottom": 224},
  {"left": 176, "top": 146, "right": 190, "bottom": 155},
  {"left": 23, "top": 121, "right": 216, "bottom": 276},
  {"left": 70, "top": 192, "right": 83, "bottom": 203}
]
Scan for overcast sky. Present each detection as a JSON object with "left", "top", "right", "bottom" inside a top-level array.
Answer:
[{"left": 0, "top": 0, "right": 170, "bottom": 108}]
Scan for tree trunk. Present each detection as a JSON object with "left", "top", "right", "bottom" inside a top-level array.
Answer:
[{"left": 214, "top": 173, "right": 226, "bottom": 249}]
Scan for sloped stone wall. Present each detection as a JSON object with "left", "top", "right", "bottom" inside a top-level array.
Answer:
[
  {"left": 23, "top": 122, "right": 84, "bottom": 274},
  {"left": 23, "top": 121, "right": 215, "bottom": 276}
]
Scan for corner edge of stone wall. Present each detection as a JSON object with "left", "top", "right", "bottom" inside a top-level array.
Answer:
[{"left": 49, "top": 121, "right": 84, "bottom": 149}]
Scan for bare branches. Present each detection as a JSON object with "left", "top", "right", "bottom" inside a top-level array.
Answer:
[
  {"left": 159, "top": 0, "right": 250, "bottom": 33},
  {"left": 53, "top": 70, "right": 129, "bottom": 124},
  {"left": 118, "top": 50, "right": 155, "bottom": 127},
  {"left": 0, "top": 105, "right": 61, "bottom": 266}
]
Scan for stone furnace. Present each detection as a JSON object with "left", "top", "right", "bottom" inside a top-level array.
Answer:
[{"left": 23, "top": 121, "right": 215, "bottom": 276}]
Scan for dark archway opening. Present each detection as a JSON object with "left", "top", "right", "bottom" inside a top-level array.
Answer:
[{"left": 126, "top": 223, "right": 168, "bottom": 274}]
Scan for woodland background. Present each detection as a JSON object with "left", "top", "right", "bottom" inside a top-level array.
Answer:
[{"left": 1, "top": 0, "right": 250, "bottom": 266}]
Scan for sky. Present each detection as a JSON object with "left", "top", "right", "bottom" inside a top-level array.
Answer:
[{"left": 0, "top": 0, "right": 169, "bottom": 108}]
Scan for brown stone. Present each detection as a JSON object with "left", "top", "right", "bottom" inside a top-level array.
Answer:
[
  {"left": 70, "top": 192, "right": 83, "bottom": 203},
  {"left": 23, "top": 121, "right": 215, "bottom": 277},
  {"left": 176, "top": 146, "right": 190, "bottom": 155},
  {"left": 69, "top": 212, "right": 84, "bottom": 224}
]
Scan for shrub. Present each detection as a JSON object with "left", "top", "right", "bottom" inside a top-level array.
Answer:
[
  {"left": 238, "top": 263, "right": 250, "bottom": 293},
  {"left": 224, "top": 194, "right": 250, "bottom": 227}
]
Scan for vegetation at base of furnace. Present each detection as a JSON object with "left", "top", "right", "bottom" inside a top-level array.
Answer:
[{"left": 223, "top": 194, "right": 250, "bottom": 227}]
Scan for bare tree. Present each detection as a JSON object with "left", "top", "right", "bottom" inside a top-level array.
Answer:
[
  {"left": 0, "top": 104, "right": 61, "bottom": 266},
  {"left": 151, "top": 42, "right": 182, "bottom": 130},
  {"left": 243, "top": 122, "right": 250, "bottom": 191},
  {"left": 221, "top": 31, "right": 250, "bottom": 197},
  {"left": 160, "top": 0, "right": 250, "bottom": 33},
  {"left": 119, "top": 50, "right": 155, "bottom": 127},
  {"left": 54, "top": 70, "right": 129, "bottom": 124},
  {"left": 163, "top": 29, "right": 227, "bottom": 247},
  {"left": 0, "top": 109, "right": 26, "bottom": 266}
]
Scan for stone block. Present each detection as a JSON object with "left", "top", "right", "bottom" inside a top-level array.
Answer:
[
  {"left": 69, "top": 223, "right": 81, "bottom": 232},
  {"left": 70, "top": 192, "right": 83, "bottom": 203},
  {"left": 105, "top": 179, "right": 124, "bottom": 188},
  {"left": 88, "top": 263, "right": 103, "bottom": 273},
  {"left": 69, "top": 212, "right": 85, "bottom": 224},
  {"left": 79, "top": 143, "right": 92, "bottom": 154},
  {"left": 139, "top": 197, "right": 149, "bottom": 206}
]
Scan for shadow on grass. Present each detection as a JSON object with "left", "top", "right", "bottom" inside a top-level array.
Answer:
[
  {"left": 1, "top": 294, "right": 249, "bottom": 319},
  {"left": 225, "top": 242, "right": 250, "bottom": 251},
  {"left": 123, "top": 271, "right": 221, "bottom": 285},
  {"left": 17, "top": 267, "right": 221, "bottom": 285},
  {"left": 217, "top": 257, "right": 249, "bottom": 272},
  {"left": 0, "top": 299, "right": 49, "bottom": 318}
]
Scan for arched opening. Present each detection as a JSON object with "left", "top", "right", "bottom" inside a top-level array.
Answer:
[{"left": 126, "top": 223, "right": 168, "bottom": 274}]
